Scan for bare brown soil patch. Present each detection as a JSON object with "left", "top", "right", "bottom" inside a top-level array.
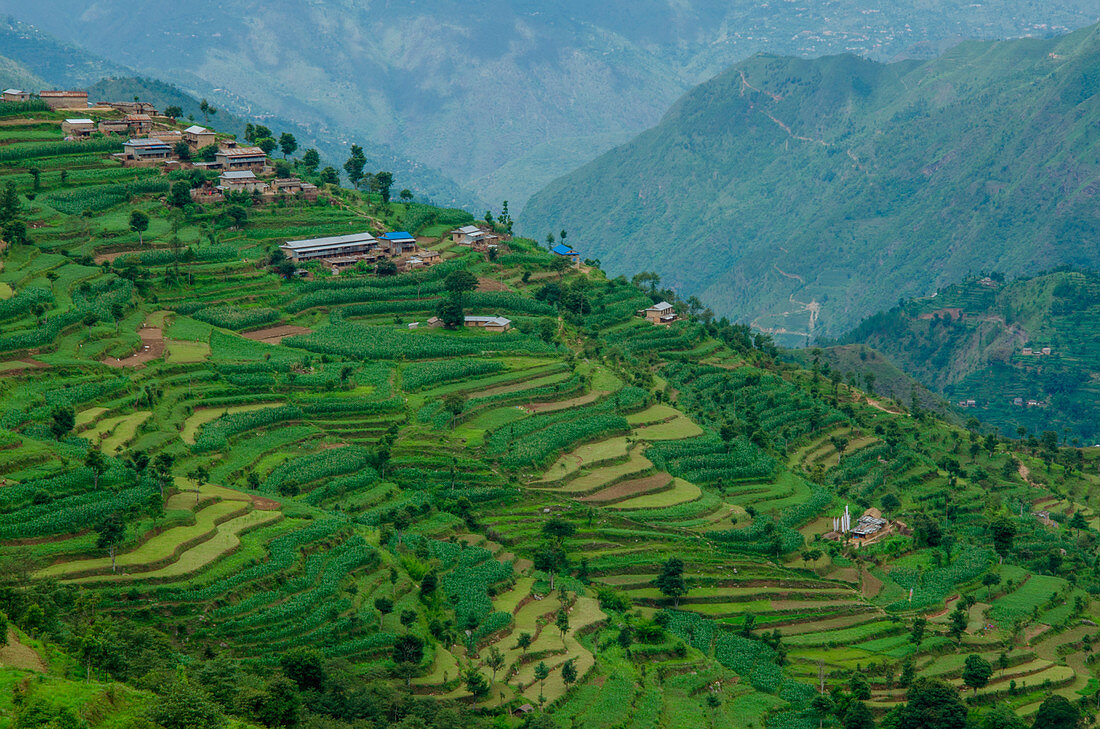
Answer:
[
  {"left": 861, "top": 568, "right": 883, "bottom": 599},
  {"left": 250, "top": 496, "right": 281, "bottom": 511},
  {"left": 477, "top": 276, "right": 509, "bottom": 292},
  {"left": 579, "top": 473, "right": 670, "bottom": 503},
  {"left": 93, "top": 250, "right": 140, "bottom": 265},
  {"left": 0, "top": 629, "right": 46, "bottom": 672},
  {"left": 102, "top": 326, "right": 164, "bottom": 368},
  {"left": 524, "top": 391, "right": 606, "bottom": 413},
  {"left": 242, "top": 325, "right": 311, "bottom": 344}
]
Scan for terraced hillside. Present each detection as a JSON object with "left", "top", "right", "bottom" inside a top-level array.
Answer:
[
  {"left": 837, "top": 271, "right": 1100, "bottom": 442},
  {"left": 0, "top": 104, "right": 1097, "bottom": 729}
]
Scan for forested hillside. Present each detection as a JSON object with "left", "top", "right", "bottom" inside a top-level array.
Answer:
[
  {"left": 0, "top": 103, "right": 1096, "bottom": 729},
  {"left": 0, "top": 2, "right": 1096, "bottom": 209},
  {"left": 837, "top": 271, "right": 1100, "bottom": 443},
  {"left": 520, "top": 24, "right": 1100, "bottom": 341}
]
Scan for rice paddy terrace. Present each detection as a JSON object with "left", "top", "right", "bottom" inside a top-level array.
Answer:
[{"left": 0, "top": 105, "right": 1097, "bottom": 727}]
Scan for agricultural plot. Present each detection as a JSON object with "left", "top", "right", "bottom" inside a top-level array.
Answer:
[{"left": 0, "top": 106, "right": 1090, "bottom": 729}]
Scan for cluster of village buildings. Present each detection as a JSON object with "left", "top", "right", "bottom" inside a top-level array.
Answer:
[
  {"left": 7, "top": 87, "right": 319, "bottom": 204},
  {"left": 19, "top": 88, "right": 689, "bottom": 330}
]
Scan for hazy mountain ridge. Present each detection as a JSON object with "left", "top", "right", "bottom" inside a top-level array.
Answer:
[
  {"left": 519, "top": 24, "right": 1100, "bottom": 339},
  {"left": 0, "top": 1, "right": 1096, "bottom": 209}
]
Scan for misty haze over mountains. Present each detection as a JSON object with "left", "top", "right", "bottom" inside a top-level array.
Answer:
[{"left": 0, "top": 0, "right": 1097, "bottom": 211}]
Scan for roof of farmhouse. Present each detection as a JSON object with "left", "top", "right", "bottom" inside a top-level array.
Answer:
[{"left": 281, "top": 232, "right": 378, "bottom": 251}]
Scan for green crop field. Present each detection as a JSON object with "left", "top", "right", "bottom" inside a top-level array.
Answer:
[{"left": 0, "top": 104, "right": 1092, "bottom": 729}]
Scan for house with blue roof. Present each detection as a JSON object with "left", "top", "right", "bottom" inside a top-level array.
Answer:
[
  {"left": 550, "top": 243, "right": 580, "bottom": 266},
  {"left": 380, "top": 231, "right": 417, "bottom": 255}
]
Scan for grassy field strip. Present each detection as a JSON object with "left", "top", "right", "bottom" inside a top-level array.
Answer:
[
  {"left": 69, "top": 509, "right": 282, "bottom": 585},
  {"left": 166, "top": 339, "right": 211, "bottom": 363},
  {"left": 537, "top": 436, "right": 631, "bottom": 483},
  {"left": 781, "top": 617, "right": 895, "bottom": 642},
  {"left": 181, "top": 402, "right": 282, "bottom": 444},
  {"left": 545, "top": 446, "right": 652, "bottom": 494},
  {"left": 412, "top": 645, "right": 462, "bottom": 686},
  {"left": 99, "top": 410, "right": 153, "bottom": 454},
  {"left": 512, "top": 595, "right": 604, "bottom": 705},
  {"left": 609, "top": 478, "right": 701, "bottom": 510},
  {"left": 416, "top": 362, "right": 566, "bottom": 399},
  {"left": 474, "top": 370, "right": 573, "bottom": 399},
  {"left": 631, "top": 415, "right": 703, "bottom": 440},
  {"left": 623, "top": 586, "right": 856, "bottom": 600},
  {"left": 625, "top": 404, "right": 681, "bottom": 426},
  {"left": 37, "top": 500, "right": 247, "bottom": 579},
  {"left": 86, "top": 410, "right": 150, "bottom": 449},
  {"left": 74, "top": 406, "right": 108, "bottom": 430}
]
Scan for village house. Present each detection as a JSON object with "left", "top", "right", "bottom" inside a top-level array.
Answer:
[
  {"left": 380, "top": 231, "right": 418, "bottom": 255},
  {"left": 851, "top": 513, "right": 889, "bottom": 540},
  {"left": 464, "top": 315, "right": 512, "bottom": 332},
  {"left": 1012, "top": 397, "right": 1024, "bottom": 406},
  {"left": 2, "top": 89, "right": 30, "bottom": 103},
  {"left": 450, "top": 224, "right": 501, "bottom": 249},
  {"left": 1022, "top": 347, "right": 1033, "bottom": 356},
  {"left": 40, "top": 90, "right": 89, "bottom": 110},
  {"left": 451, "top": 225, "right": 481, "bottom": 244},
  {"left": 105, "top": 101, "right": 157, "bottom": 116},
  {"left": 271, "top": 178, "right": 319, "bottom": 200},
  {"left": 183, "top": 125, "right": 216, "bottom": 150},
  {"left": 279, "top": 232, "right": 381, "bottom": 263},
  {"left": 217, "top": 171, "right": 269, "bottom": 194},
  {"left": 639, "top": 301, "right": 678, "bottom": 325},
  {"left": 60, "top": 118, "right": 96, "bottom": 138},
  {"left": 550, "top": 243, "right": 581, "bottom": 266},
  {"left": 956, "top": 399, "right": 977, "bottom": 408},
  {"left": 215, "top": 146, "right": 268, "bottom": 172},
  {"left": 419, "top": 249, "right": 441, "bottom": 265},
  {"left": 154, "top": 129, "right": 183, "bottom": 147},
  {"left": 123, "top": 114, "right": 154, "bottom": 135},
  {"left": 97, "top": 118, "right": 131, "bottom": 135},
  {"left": 121, "top": 138, "right": 174, "bottom": 164}
]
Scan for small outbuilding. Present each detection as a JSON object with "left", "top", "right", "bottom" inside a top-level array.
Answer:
[{"left": 61, "top": 118, "right": 96, "bottom": 138}]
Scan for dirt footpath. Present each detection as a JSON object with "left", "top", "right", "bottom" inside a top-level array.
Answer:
[{"left": 242, "top": 325, "right": 311, "bottom": 344}]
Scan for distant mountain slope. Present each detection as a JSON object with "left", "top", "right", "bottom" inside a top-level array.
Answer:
[
  {"left": 837, "top": 271, "right": 1100, "bottom": 442},
  {"left": 0, "top": 18, "right": 469, "bottom": 205},
  {"left": 520, "top": 24, "right": 1100, "bottom": 341},
  {"left": 0, "top": 2, "right": 1096, "bottom": 209},
  {"left": 0, "top": 51, "right": 45, "bottom": 91}
]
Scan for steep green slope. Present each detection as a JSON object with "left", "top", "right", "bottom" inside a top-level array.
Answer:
[
  {"left": 0, "top": 105, "right": 1097, "bottom": 728},
  {"left": 0, "top": 50, "right": 46, "bottom": 91},
  {"left": 2, "top": 2, "right": 1097, "bottom": 208},
  {"left": 838, "top": 271, "right": 1100, "bottom": 442},
  {"left": 520, "top": 24, "right": 1100, "bottom": 341}
]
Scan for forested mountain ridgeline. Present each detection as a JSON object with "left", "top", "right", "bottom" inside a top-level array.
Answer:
[
  {"left": 520, "top": 23, "right": 1100, "bottom": 341},
  {"left": 835, "top": 270, "right": 1100, "bottom": 443},
  {"left": 0, "top": 2, "right": 1097, "bottom": 209}
]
